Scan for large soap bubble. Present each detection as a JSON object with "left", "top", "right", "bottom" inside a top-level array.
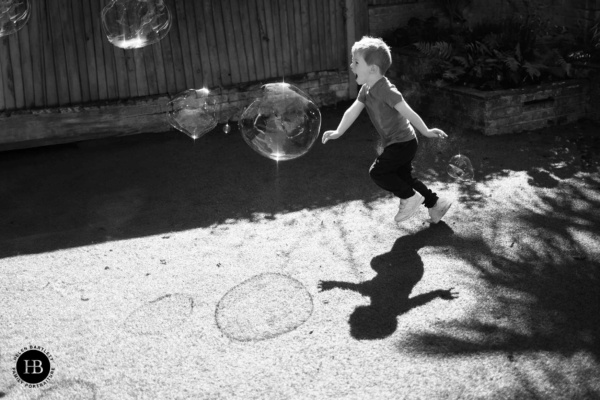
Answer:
[
  {"left": 166, "top": 88, "right": 218, "bottom": 140},
  {"left": 101, "top": 0, "right": 171, "bottom": 49},
  {"left": 447, "top": 154, "right": 474, "bottom": 181},
  {"left": 239, "top": 82, "right": 321, "bottom": 161},
  {"left": 0, "top": 0, "right": 30, "bottom": 37}
]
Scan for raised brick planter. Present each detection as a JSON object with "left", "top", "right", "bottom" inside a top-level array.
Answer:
[
  {"left": 390, "top": 50, "right": 591, "bottom": 135},
  {"left": 416, "top": 80, "right": 591, "bottom": 135}
]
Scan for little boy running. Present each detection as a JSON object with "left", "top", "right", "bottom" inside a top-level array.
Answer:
[{"left": 322, "top": 36, "right": 452, "bottom": 223}]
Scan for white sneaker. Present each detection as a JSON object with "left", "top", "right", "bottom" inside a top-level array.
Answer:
[
  {"left": 394, "top": 192, "right": 424, "bottom": 222},
  {"left": 428, "top": 197, "right": 452, "bottom": 223}
]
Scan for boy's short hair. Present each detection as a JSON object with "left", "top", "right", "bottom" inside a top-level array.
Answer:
[{"left": 351, "top": 36, "right": 392, "bottom": 75}]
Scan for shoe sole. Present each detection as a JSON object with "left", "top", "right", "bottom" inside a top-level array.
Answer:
[
  {"left": 395, "top": 195, "right": 424, "bottom": 222},
  {"left": 395, "top": 208, "right": 420, "bottom": 222},
  {"left": 429, "top": 201, "right": 452, "bottom": 224}
]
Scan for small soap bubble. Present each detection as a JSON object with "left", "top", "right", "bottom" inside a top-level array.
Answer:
[
  {"left": 447, "top": 154, "right": 474, "bottom": 181},
  {"left": 101, "top": 0, "right": 171, "bottom": 49},
  {"left": 238, "top": 82, "right": 321, "bottom": 161},
  {"left": 223, "top": 123, "right": 231, "bottom": 134},
  {"left": 166, "top": 88, "right": 217, "bottom": 140},
  {"left": 0, "top": 0, "right": 31, "bottom": 37}
]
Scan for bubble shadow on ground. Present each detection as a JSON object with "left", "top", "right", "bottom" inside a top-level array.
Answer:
[{"left": 215, "top": 273, "right": 313, "bottom": 341}]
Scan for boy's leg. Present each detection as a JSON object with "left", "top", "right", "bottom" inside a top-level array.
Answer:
[
  {"left": 369, "top": 140, "right": 417, "bottom": 199},
  {"left": 395, "top": 142, "right": 439, "bottom": 208}
]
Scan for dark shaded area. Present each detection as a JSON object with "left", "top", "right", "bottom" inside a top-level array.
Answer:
[
  {"left": 2, "top": 100, "right": 598, "bottom": 259},
  {"left": 0, "top": 103, "right": 380, "bottom": 259},
  {"left": 319, "top": 223, "right": 458, "bottom": 340}
]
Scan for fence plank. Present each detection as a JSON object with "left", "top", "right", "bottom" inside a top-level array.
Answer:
[
  {"left": 182, "top": 1, "right": 204, "bottom": 89},
  {"left": 28, "top": 0, "right": 45, "bottom": 108},
  {"left": 221, "top": 0, "right": 242, "bottom": 84},
  {"left": 279, "top": 0, "right": 295, "bottom": 77},
  {"left": 207, "top": 1, "right": 231, "bottom": 86},
  {"left": 292, "top": 0, "right": 304, "bottom": 73},
  {"left": 167, "top": 6, "right": 186, "bottom": 91},
  {"left": 256, "top": 0, "right": 273, "bottom": 79},
  {"left": 0, "top": 37, "right": 11, "bottom": 110},
  {"left": 336, "top": 0, "right": 345, "bottom": 68},
  {"left": 173, "top": 1, "right": 194, "bottom": 89},
  {"left": 245, "top": 0, "right": 266, "bottom": 81},
  {"left": 26, "top": 3, "right": 45, "bottom": 108},
  {"left": 102, "top": 3, "right": 120, "bottom": 100},
  {"left": 151, "top": 42, "right": 168, "bottom": 94},
  {"left": 89, "top": 0, "right": 107, "bottom": 100},
  {"left": 199, "top": 1, "right": 220, "bottom": 88},
  {"left": 262, "top": 0, "right": 279, "bottom": 79},
  {"left": 80, "top": 0, "right": 99, "bottom": 102},
  {"left": 316, "top": 0, "right": 327, "bottom": 70},
  {"left": 71, "top": 0, "right": 91, "bottom": 103},
  {"left": 134, "top": 47, "right": 149, "bottom": 97},
  {"left": 0, "top": 45, "right": 4, "bottom": 111},
  {"left": 237, "top": 0, "right": 257, "bottom": 82},
  {"left": 192, "top": 1, "right": 215, "bottom": 88},
  {"left": 59, "top": 0, "right": 82, "bottom": 104},
  {"left": 141, "top": 47, "right": 156, "bottom": 96},
  {"left": 229, "top": 0, "right": 250, "bottom": 83},
  {"left": 9, "top": 33, "right": 25, "bottom": 109},
  {"left": 19, "top": 15, "right": 36, "bottom": 108},
  {"left": 308, "top": 0, "right": 320, "bottom": 71},
  {"left": 269, "top": 0, "right": 286, "bottom": 78}
]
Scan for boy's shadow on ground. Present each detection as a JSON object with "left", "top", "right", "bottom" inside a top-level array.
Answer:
[{"left": 319, "top": 222, "right": 458, "bottom": 340}]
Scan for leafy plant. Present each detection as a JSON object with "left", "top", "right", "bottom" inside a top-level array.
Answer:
[{"left": 412, "top": 16, "right": 575, "bottom": 90}]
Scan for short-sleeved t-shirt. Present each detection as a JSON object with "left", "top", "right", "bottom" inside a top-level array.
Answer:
[{"left": 357, "top": 77, "right": 416, "bottom": 147}]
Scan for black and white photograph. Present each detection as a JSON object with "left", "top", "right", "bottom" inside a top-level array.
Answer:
[{"left": 1, "top": 0, "right": 599, "bottom": 398}]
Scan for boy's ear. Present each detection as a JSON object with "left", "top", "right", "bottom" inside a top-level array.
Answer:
[{"left": 369, "top": 64, "right": 379, "bottom": 74}]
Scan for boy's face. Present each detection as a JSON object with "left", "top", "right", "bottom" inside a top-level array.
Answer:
[{"left": 351, "top": 53, "right": 373, "bottom": 86}]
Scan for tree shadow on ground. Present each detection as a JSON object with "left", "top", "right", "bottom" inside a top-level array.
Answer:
[
  {"left": 397, "top": 175, "right": 600, "bottom": 396},
  {"left": 414, "top": 117, "right": 600, "bottom": 208},
  {"left": 319, "top": 223, "right": 458, "bottom": 340}
]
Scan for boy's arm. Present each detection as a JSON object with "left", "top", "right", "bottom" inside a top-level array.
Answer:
[
  {"left": 394, "top": 100, "right": 447, "bottom": 139},
  {"left": 322, "top": 100, "right": 365, "bottom": 144}
]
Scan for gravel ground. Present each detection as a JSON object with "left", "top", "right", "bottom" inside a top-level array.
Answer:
[{"left": 1, "top": 104, "right": 599, "bottom": 399}]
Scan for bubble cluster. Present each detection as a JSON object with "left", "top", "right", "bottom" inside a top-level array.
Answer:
[
  {"left": 447, "top": 154, "right": 474, "bottom": 181},
  {"left": 166, "top": 88, "right": 218, "bottom": 140},
  {"left": 0, "top": 0, "right": 30, "bottom": 37},
  {"left": 101, "top": 0, "right": 171, "bottom": 49},
  {"left": 239, "top": 82, "right": 321, "bottom": 161}
]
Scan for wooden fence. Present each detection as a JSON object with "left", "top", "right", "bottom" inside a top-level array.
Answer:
[{"left": 0, "top": 0, "right": 348, "bottom": 112}]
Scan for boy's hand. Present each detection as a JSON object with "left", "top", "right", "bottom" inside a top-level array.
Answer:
[
  {"left": 322, "top": 130, "right": 342, "bottom": 144},
  {"left": 426, "top": 128, "right": 448, "bottom": 139}
]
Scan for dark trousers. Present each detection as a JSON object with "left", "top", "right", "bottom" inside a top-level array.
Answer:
[{"left": 369, "top": 139, "right": 438, "bottom": 208}]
